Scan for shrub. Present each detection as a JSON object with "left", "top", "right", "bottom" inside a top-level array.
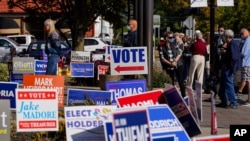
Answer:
[
  {"left": 152, "top": 67, "right": 172, "bottom": 88},
  {"left": 0, "top": 63, "right": 9, "bottom": 81}
]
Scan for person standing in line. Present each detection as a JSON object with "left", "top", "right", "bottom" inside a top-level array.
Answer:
[
  {"left": 123, "top": 19, "right": 137, "bottom": 47},
  {"left": 237, "top": 28, "right": 250, "bottom": 105},
  {"left": 186, "top": 31, "right": 207, "bottom": 89},
  {"left": 158, "top": 31, "right": 186, "bottom": 97},
  {"left": 44, "top": 19, "right": 65, "bottom": 75},
  {"left": 182, "top": 35, "right": 192, "bottom": 82},
  {"left": 216, "top": 29, "right": 241, "bottom": 108}
]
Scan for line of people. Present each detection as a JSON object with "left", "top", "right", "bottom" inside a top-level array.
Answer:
[{"left": 158, "top": 27, "right": 250, "bottom": 109}]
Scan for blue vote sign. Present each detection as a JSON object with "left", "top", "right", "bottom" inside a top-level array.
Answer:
[
  {"left": 0, "top": 82, "right": 18, "bottom": 108},
  {"left": 112, "top": 108, "right": 151, "bottom": 141},
  {"left": 35, "top": 60, "right": 47, "bottom": 74},
  {"left": 148, "top": 105, "right": 190, "bottom": 141},
  {"left": 67, "top": 88, "right": 111, "bottom": 106},
  {"left": 70, "top": 62, "right": 94, "bottom": 77},
  {"left": 105, "top": 79, "right": 147, "bottom": 105}
]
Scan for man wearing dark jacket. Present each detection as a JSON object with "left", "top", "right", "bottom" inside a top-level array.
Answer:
[
  {"left": 216, "top": 29, "right": 241, "bottom": 109},
  {"left": 123, "top": 19, "right": 138, "bottom": 47}
]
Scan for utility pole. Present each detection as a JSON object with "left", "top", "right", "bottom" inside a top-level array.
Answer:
[{"left": 210, "top": 0, "right": 216, "bottom": 72}]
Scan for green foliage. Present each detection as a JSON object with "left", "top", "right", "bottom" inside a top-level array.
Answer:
[
  {"left": 0, "top": 63, "right": 9, "bottom": 81},
  {"left": 152, "top": 68, "right": 172, "bottom": 88}
]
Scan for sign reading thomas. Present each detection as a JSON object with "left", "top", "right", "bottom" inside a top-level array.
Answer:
[{"left": 110, "top": 47, "right": 148, "bottom": 75}]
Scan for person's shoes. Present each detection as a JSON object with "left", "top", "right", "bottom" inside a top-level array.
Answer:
[
  {"left": 242, "top": 101, "right": 250, "bottom": 106},
  {"left": 216, "top": 103, "right": 228, "bottom": 108},
  {"left": 226, "top": 104, "right": 238, "bottom": 109},
  {"left": 236, "top": 91, "right": 243, "bottom": 99}
]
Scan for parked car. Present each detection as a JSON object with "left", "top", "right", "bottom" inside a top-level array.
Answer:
[
  {"left": 7, "top": 34, "right": 36, "bottom": 47},
  {"left": 0, "top": 37, "right": 28, "bottom": 62},
  {"left": 26, "top": 40, "right": 71, "bottom": 63},
  {"left": 66, "top": 37, "right": 108, "bottom": 52},
  {"left": 98, "top": 33, "right": 111, "bottom": 44}
]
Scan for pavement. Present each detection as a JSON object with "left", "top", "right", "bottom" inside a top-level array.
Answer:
[{"left": 196, "top": 93, "right": 250, "bottom": 138}]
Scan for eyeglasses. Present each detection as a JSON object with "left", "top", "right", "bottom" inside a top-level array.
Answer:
[{"left": 168, "top": 37, "right": 174, "bottom": 39}]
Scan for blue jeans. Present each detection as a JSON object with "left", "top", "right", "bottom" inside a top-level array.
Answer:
[
  {"left": 46, "top": 54, "right": 60, "bottom": 75},
  {"left": 219, "top": 67, "right": 237, "bottom": 105}
]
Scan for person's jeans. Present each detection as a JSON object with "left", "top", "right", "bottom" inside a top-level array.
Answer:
[
  {"left": 46, "top": 54, "right": 60, "bottom": 75},
  {"left": 219, "top": 67, "right": 237, "bottom": 105}
]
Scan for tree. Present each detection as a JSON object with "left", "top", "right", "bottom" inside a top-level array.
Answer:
[{"left": 8, "top": 0, "right": 127, "bottom": 51}]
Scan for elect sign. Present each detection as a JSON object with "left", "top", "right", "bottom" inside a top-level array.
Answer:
[{"left": 110, "top": 47, "right": 148, "bottom": 75}]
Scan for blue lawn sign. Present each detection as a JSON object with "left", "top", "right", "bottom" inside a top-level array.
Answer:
[
  {"left": 70, "top": 62, "right": 94, "bottom": 77},
  {"left": 10, "top": 72, "right": 23, "bottom": 84},
  {"left": 0, "top": 82, "right": 18, "bottom": 108},
  {"left": 34, "top": 60, "right": 47, "bottom": 74},
  {"left": 104, "top": 122, "right": 114, "bottom": 141},
  {"left": 67, "top": 88, "right": 111, "bottom": 106},
  {"left": 148, "top": 105, "right": 190, "bottom": 141},
  {"left": 112, "top": 108, "right": 151, "bottom": 141},
  {"left": 105, "top": 79, "right": 147, "bottom": 105},
  {"left": 162, "top": 87, "right": 202, "bottom": 137}
]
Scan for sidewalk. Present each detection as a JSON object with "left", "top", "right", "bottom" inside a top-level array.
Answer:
[{"left": 198, "top": 93, "right": 250, "bottom": 137}]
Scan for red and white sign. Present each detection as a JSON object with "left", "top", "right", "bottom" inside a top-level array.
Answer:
[
  {"left": 110, "top": 47, "right": 148, "bottom": 75},
  {"left": 192, "top": 134, "right": 229, "bottom": 141},
  {"left": 117, "top": 89, "right": 164, "bottom": 108},
  {"left": 16, "top": 89, "right": 58, "bottom": 132},
  {"left": 97, "top": 65, "right": 109, "bottom": 80}
]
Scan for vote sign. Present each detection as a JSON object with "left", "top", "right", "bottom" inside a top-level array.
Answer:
[
  {"left": 16, "top": 89, "right": 58, "bottom": 132},
  {"left": 110, "top": 47, "right": 148, "bottom": 75}
]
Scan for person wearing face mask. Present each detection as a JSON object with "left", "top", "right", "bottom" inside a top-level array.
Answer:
[
  {"left": 186, "top": 31, "right": 207, "bottom": 89},
  {"left": 158, "top": 31, "right": 186, "bottom": 97},
  {"left": 123, "top": 19, "right": 138, "bottom": 47}
]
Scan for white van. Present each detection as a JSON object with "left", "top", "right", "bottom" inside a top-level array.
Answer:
[{"left": 7, "top": 35, "right": 36, "bottom": 47}]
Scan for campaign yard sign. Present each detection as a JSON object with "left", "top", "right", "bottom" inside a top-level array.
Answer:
[
  {"left": 112, "top": 108, "right": 151, "bottom": 141},
  {"left": 67, "top": 88, "right": 111, "bottom": 106},
  {"left": 13, "top": 57, "right": 35, "bottom": 74},
  {"left": 162, "top": 87, "right": 202, "bottom": 137},
  {"left": 117, "top": 89, "right": 164, "bottom": 108},
  {"left": 23, "top": 74, "right": 65, "bottom": 107},
  {"left": 64, "top": 105, "right": 117, "bottom": 141},
  {"left": 0, "top": 82, "right": 18, "bottom": 108},
  {"left": 71, "top": 51, "right": 91, "bottom": 62},
  {"left": 104, "top": 122, "right": 114, "bottom": 141},
  {"left": 10, "top": 72, "right": 23, "bottom": 84},
  {"left": 97, "top": 65, "right": 109, "bottom": 80},
  {"left": 70, "top": 62, "right": 94, "bottom": 77},
  {"left": 34, "top": 60, "right": 47, "bottom": 74},
  {"left": 106, "top": 79, "right": 147, "bottom": 105},
  {"left": 148, "top": 105, "right": 190, "bottom": 141},
  {"left": 110, "top": 47, "right": 148, "bottom": 75},
  {"left": 16, "top": 89, "right": 58, "bottom": 132},
  {"left": 0, "top": 100, "right": 10, "bottom": 141}
]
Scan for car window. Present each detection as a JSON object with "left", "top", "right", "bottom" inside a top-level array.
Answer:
[
  {"left": 9, "top": 37, "right": 26, "bottom": 44},
  {"left": 0, "top": 39, "right": 11, "bottom": 47},
  {"left": 41, "top": 43, "right": 46, "bottom": 50},
  {"left": 29, "top": 43, "right": 39, "bottom": 51},
  {"left": 84, "top": 39, "right": 99, "bottom": 46}
]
